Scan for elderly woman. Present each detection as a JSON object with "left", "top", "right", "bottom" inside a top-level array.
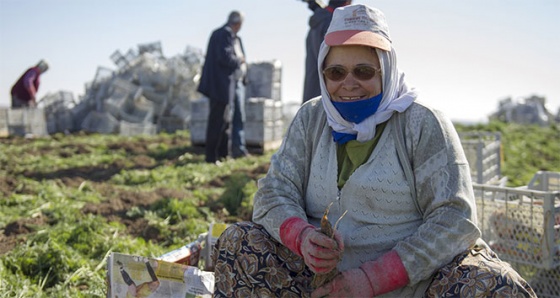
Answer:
[{"left": 213, "top": 4, "right": 535, "bottom": 297}]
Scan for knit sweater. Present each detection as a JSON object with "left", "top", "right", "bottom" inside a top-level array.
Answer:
[{"left": 252, "top": 98, "right": 481, "bottom": 296}]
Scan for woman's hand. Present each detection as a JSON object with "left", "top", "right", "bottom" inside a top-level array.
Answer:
[
  {"left": 279, "top": 216, "right": 344, "bottom": 274},
  {"left": 300, "top": 227, "right": 344, "bottom": 274}
]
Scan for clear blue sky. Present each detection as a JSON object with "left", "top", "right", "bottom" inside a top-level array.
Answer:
[{"left": 1, "top": 0, "right": 558, "bottom": 123}]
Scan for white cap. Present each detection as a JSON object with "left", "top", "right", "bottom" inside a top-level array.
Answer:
[
  {"left": 36, "top": 59, "right": 49, "bottom": 73},
  {"left": 325, "top": 4, "right": 391, "bottom": 51}
]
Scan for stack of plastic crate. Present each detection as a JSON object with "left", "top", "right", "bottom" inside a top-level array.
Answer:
[
  {"left": 104, "top": 79, "right": 139, "bottom": 116},
  {"left": 474, "top": 171, "right": 560, "bottom": 298},
  {"left": 157, "top": 103, "right": 189, "bottom": 133},
  {"left": 188, "top": 60, "right": 284, "bottom": 151},
  {"left": 81, "top": 111, "right": 119, "bottom": 134},
  {"left": 71, "top": 97, "right": 96, "bottom": 132},
  {"left": 119, "top": 95, "right": 154, "bottom": 124},
  {"left": 141, "top": 85, "right": 169, "bottom": 118},
  {"left": 40, "top": 91, "right": 75, "bottom": 134},
  {"left": 99, "top": 78, "right": 157, "bottom": 136},
  {"left": 245, "top": 97, "right": 284, "bottom": 151}
]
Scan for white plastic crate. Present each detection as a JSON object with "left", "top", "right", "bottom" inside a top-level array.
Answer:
[
  {"left": 190, "top": 120, "right": 207, "bottom": 146},
  {"left": 0, "top": 108, "right": 8, "bottom": 137},
  {"left": 459, "top": 132, "right": 503, "bottom": 185},
  {"left": 104, "top": 94, "right": 129, "bottom": 118},
  {"left": 110, "top": 78, "right": 142, "bottom": 98},
  {"left": 246, "top": 97, "right": 283, "bottom": 122},
  {"left": 7, "top": 108, "right": 48, "bottom": 137},
  {"left": 138, "top": 41, "right": 163, "bottom": 57},
  {"left": 157, "top": 116, "right": 187, "bottom": 133},
  {"left": 39, "top": 91, "right": 75, "bottom": 114},
  {"left": 474, "top": 181, "right": 560, "bottom": 297},
  {"left": 169, "top": 102, "right": 191, "bottom": 121},
  {"left": 119, "top": 121, "right": 157, "bottom": 136},
  {"left": 245, "top": 60, "right": 282, "bottom": 101},
  {"left": 71, "top": 99, "right": 95, "bottom": 130},
  {"left": 190, "top": 97, "right": 209, "bottom": 122},
  {"left": 141, "top": 87, "right": 168, "bottom": 117},
  {"left": 189, "top": 96, "right": 284, "bottom": 150},
  {"left": 245, "top": 120, "right": 284, "bottom": 146},
  {"left": 81, "top": 111, "right": 119, "bottom": 134},
  {"left": 46, "top": 110, "right": 74, "bottom": 134},
  {"left": 116, "top": 94, "right": 155, "bottom": 124},
  {"left": 110, "top": 50, "right": 129, "bottom": 68},
  {"left": 526, "top": 171, "right": 560, "bottom": 192}
]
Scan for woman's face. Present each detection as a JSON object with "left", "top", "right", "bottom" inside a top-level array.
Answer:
[{"left": 323, "top": 45, "right": 382, "bottom": 102}]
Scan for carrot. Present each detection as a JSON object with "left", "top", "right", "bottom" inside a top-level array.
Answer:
[{"left": 311, "top": 202, "right": 347, "bottom": 289}]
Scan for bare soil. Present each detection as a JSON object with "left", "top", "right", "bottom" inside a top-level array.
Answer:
[{"left": 0, "top": 135, "right": 268, "bottom": 255}]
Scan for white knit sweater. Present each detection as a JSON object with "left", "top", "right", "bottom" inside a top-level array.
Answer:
[{"left": 253, "top": 98, "right": 481, "bottom": 297}]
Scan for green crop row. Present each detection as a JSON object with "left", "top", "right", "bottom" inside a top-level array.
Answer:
[{"left": 0, "top": 122, "right": 558, "bottom": 297}]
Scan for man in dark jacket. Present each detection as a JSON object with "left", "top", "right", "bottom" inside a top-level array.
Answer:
[
  {"left": 197, "top": 11, "right": 249, "bottom": 163},
  {"left": 302, "top": 0, "right": 352, "bottom": 103},
  {"left": 11, "top": 60, "right": 49, "bottom": 108}
]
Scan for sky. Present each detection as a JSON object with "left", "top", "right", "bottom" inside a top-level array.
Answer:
[{"left": 1, "top": 0, "right": 559, "bottom": 124}]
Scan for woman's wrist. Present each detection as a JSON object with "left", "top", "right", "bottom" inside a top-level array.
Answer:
[
  {"left": 279, "top": 216, "right": 314, "bottom": 256},
  {"left": 359, "top": 250, "right": 410, "bottom": 296}
]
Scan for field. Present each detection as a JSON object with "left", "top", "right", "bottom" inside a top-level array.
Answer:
[{"left": 1, "top": 121, "right": 559, "bottom": 297}]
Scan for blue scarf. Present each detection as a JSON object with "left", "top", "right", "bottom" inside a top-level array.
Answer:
[{"left": 331, "top": 92, "right": 383, "bottom": 144}]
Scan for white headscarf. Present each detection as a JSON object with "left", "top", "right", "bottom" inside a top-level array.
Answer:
[{"left": 318, "top": 42, "right": 417, "bottom": 142}]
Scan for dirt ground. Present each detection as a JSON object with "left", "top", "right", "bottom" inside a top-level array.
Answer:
[{"left": 0, "top": 135, "right": 268, "bottom": 255}]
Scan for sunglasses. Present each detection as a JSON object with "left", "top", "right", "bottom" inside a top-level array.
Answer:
[{"left": 322, "top": 65, "right": 381, "bottom": 81}]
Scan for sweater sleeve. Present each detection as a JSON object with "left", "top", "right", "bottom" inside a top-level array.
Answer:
[
  {"left": 23, "top": 68, "right": 39, "bottom": 98},
  {"left": 393, "top": 104, "right": 481, "bottom": 284},
  {"left": 252, "top": 100, "right": 323, "bottom": 242}
]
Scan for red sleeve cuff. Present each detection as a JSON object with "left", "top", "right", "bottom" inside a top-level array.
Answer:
[
  {"left": 279, "top": 217, "right": 314, "bottom": 256},
  {"left": 360, "top": 250, "right": 410, "bottom": 296}
]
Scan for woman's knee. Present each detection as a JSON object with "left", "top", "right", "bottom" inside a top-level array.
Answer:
[
  {"left": 212, "top": 222, "right": 268, "bottom": 262},
  {"left": 426, "top": 245, "right": 537, "bottom": 297}
]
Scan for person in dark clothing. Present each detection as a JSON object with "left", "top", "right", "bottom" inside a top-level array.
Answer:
[
  {"left": 197, "top": 11, "right": 249, "bottom": 163},
  {"left": 10, "top": 60, "right": 49, "bottom": 108},
  {"left": 302, "top": 0, "right": 352, "bottom": 103}
]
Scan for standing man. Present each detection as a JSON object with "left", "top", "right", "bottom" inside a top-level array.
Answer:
[
  {"left": 10, "top": 60, "right": 49, "bottom": 108},
  {"left": 198, "top": 11, "right": 250, "bottom": 163},
  {"left": 302, "top": 0, "right": 351, "bottom": 103}
]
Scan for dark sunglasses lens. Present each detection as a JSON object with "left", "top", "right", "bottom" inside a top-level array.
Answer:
[
  {"left": 324, "top": 67, "right": 347, "bottom": 81},
  {"left": 353, "top": 66, "right": 376, "bottom": 80}
]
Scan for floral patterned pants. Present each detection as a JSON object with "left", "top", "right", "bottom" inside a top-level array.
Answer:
[{"left": 212, "top": 222, "right": 536, "bottom": 297}]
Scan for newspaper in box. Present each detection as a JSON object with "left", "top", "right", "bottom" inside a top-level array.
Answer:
[{"left": 107, "top": 252, "right": 214, "bottom": 298}]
